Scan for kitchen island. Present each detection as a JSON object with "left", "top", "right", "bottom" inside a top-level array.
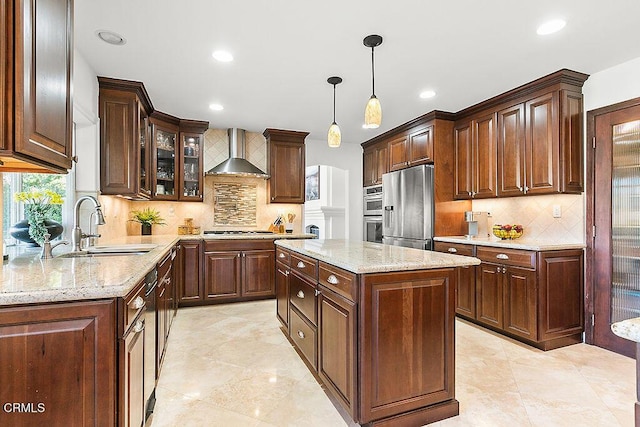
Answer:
[{"left": 274, "top": 239, "right": 480, "bottom": 426}]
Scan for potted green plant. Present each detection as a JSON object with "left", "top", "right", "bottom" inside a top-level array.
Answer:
[
  {"left": 11, "top": 189, "right": 64, "bottom": 246},
  {"left": 129, "top": 208, "right": 166, "bottom": 235}
]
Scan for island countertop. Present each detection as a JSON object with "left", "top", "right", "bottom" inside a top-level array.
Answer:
[
  {"left": 274, "top": 239, "right": 480, "bottom": 274},
  {"left": 1, "top": 233, "right": 314, "bottom": 306},
  {"left": 434, "top": 235, "right": 585, "bottom": 251}
]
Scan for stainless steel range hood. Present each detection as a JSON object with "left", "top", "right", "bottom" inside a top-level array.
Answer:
[{"left": 205, "top": 128, "right": 269, "bottom": 178}]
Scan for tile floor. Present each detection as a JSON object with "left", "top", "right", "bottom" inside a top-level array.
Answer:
[{"left": 149, "top": 300, "right": 636, "bottom": 427}]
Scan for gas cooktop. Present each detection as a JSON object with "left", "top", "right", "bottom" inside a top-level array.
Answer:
[{"left": 203, "top": 230, "right": 274, "bottom": 235}]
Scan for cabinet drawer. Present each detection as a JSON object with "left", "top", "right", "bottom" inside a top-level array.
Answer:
[
  {"left": 204, "top": 239, "right": 274, "bottom": 252},
  {"left": 289, "top": 272, "right": 317, "bottom": 325},
  {"left": 157, "top": 249, "right": 174, "bottom": 279},
  {"left": 276, "top": 247, "right": 290, "bottom": 265},
  {"left": 123, "top": 281, "right": 146, "bottom": 336},
  {"left": 289, "top": 307, "right": 317, "bottom": 370},
  {"left": 319, "top": 262, "right": 357, "bottom": 302},
  {"left": 434, "top": 242, "right": 474, "bottom": 257},
  {"left": 290, "top": 252, "right": 318, "bottom": 281},
  {"left": 476, "top": 246, "right": 536, "bottom": 269}
]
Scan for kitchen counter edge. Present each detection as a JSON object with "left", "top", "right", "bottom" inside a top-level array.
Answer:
[{"left": 434, "top": 236, "right": 586, "bottom": 251}]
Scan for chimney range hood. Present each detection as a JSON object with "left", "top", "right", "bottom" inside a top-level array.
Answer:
[{"left": 205, "top": 128, "right": 269, "bottom": 178}]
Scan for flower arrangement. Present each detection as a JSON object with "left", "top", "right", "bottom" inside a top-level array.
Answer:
[
  {"left": 14, "top": 189, "right": 64, "bottom": 244},
  {"left": 129, "top": 208, "right": 166, "bottom": 226}
]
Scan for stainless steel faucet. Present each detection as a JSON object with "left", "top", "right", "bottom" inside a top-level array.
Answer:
[
  {"left": 40, "top": 233, "right": 68, "bottom": 259},
  {"left": 72, "top": 196, "right": 106, "bottom": 253}
]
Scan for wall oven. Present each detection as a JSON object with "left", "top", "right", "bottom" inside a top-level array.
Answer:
[
  {"left": 364, "top": 216, "right": 383, "bottom": 244},
  {"left": 363, "top": 184, "right": 383, "bottom": 216}
]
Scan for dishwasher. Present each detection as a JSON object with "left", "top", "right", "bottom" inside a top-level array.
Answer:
[{"left": 143, "top": 268, "right": 158, "bottom": 419}]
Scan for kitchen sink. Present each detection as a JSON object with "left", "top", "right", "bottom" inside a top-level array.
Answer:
[{"left": 56, "top": 244, "right": 158, "bottom": 258}]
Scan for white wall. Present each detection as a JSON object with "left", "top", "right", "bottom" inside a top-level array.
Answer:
[
  {"left": 305, "top": 139, "right": 363, "bottom": 241},
  {"left": 583, "top": 56, "right": 640, "bottom": 111}
]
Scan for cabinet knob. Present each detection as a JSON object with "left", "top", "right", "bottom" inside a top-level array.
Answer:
[
  {"left": 524, "top": 186, "right": 529, "bottom": 194},
  {"left": 447, "top": 248, "right": 458, "bottom": 254},
  {"left": 297, "top": 261, "right": 305, "bottom": 268},
  {"left": 279, "top": 253, "right": 286, "bottom": 258},
  {"left": 502, "top": 267, "right": 507, "bottom": 274},
  {"left": 496, "top": 253, "right": 509, "bottom": 260},
  {"left": 297, "top": 330, "right": 305, "bottom": 339},
  {"left": 296, "top": 290, "right": 305, "bottom": 299},
  {"left": 132, "top": 296, "right": 145, "bottom": 310},
  {"left": 133, "top": 320, "right": 145, "bottom": 334},
  {"left": 315, "top": 289, "right": 321, "bottom": 296},
  {"left": 327, "top": 274, "right": 339, "bottom": 285}
]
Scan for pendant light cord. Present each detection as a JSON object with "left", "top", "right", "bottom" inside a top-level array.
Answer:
[
  {"left": 371, "top": 46, "right": 376, "bottom": 97},
  {"left": 333, "top": 83, "right": 337, "bottom": 123}
]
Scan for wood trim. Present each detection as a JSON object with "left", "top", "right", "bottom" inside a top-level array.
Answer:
[
  {"left": 97, "top": 76, "right": 153, "bottom": 113},
  {"left": 361, "top": 110, "right": 456, "bottom": 149},
  {"left": 263, "top": 128, "right": 310, "bottom": 142}
]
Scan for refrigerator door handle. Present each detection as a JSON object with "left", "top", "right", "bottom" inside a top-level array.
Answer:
[{"left": 384, "top": 206, "right": 393, "bottom": 228}]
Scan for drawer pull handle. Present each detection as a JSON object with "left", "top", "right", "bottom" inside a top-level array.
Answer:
[
  {"left": 447, "top": 248, "right": 458, "bottom": 254},
  {"left": 315, "top": 289, "right": 321, "bottom": 297},
  {"left": 296, "top": 290, "right": 305, "bottom": 299},
  {"left": 297, "top": 261, "right": 306, "bottom": 268},
  {"left": 327, "top": 274, "right": 339, "bottom": 285},
  {"left": 496, "top": 253, "right": 509, "bottom": 260},
  {"left": 133, "top": 320, "right": 145, "bottom": 333},
  {"left": 279, "top": 253, "right": 286, "bottom": 258},
  {"left": 297, "top": 330, "right": 305, "bottom": 339},
  {"left": 132, "top": 296, "right": 145, "bottom": 310}
]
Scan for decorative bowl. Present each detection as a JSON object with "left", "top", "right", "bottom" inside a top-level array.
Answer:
[{"left": 492, "top": 224, "right": 524, "bottom": 240}]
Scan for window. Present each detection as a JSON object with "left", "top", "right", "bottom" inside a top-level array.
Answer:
[{"left": 3, "top": 173, "right": 68, "bottom": 246}]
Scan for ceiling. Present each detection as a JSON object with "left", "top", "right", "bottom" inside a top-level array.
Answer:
[{"left": 75, "top": 0, "right": 640, "bottom": 144}]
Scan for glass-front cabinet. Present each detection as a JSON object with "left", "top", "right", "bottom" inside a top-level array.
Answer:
[
  {"left": 180, "top": 132, "right": 204, "bottom": 201},
  {"left": 138, "top": 108, "right": 152, "bottom": 198},
  {"left": 151, "top": 117, "right": 179, "bottom": 200}
]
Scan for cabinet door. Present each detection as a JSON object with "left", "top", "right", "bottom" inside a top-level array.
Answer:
[
  {"left": 525, "top": 92, "right": 560, "bottom": 194},
  {"left": 560, "top": 90, "right": 584, "bottom": 193},
  {"left": 454, "top": 122, "right": 473, "bottom": 199},
  {"left": 473, "top": 113, "right": 498, "bottom": 198},
  {"left": 0, "top": 0, "right": 9, "bottom": 151},
  {"left": 276, "top": 262, "right": 290, "bottom": 327},
  {"left": 13, "top": 0, "right": 73, "bottom": 170},
  {"left": 179, "top": 132, "right": 204, "bottom": 201},
  {"left": 375, "top": 144, "right": 388, "bottom": 184},
  {"left": 100, "top": 90, "right": 139, "bottom": 195},
  {"left": 269, "top": 141, "right": 305, "bottom": 203},
  {"left": 177, "top": 241, "right": 202, "bottom": 304},
  {"left": 456, "top": 265, "right": 477, "bottom": 319},
  {"left": 138, "top": 111, "right": 152, "bottom": 198},
  {"left": 242, "top": 249, "right": 275, "bottom": 297},
  {"left": 388, "top": 135, "right": 408, "bottom": 171},
  {"left": 204, "top": 251, "right": 241, "bottom": 300},
  {"left": 497, "top": 103, "right": 526, "bottom": 196},
  {"left": 317, "top": 286, "right": 357, "bottom": 418},
  {"left": 503, "top": 267, "right": 537, "bottom": 340},
  {"left": 408, "top": 125, "right": 434, "bottom": 166},
  {"left": 152, "top": 123, "right": 179, "bottom": 200},
  {"left": 122, "top": 318, "right": 145, "bottom": 427},
  {"left": 476, "top": 262, "right": 503, "bottom": 328},
  {"left": 363, "top": 147, "right": 377, "bottom": 187},
  {"left": 0, "top": 300, "right": 116, "bottom": 426}
]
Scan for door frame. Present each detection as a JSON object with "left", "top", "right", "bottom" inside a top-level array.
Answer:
[{"left": 585, "top": 96, "right": 640, "bottom": 358}]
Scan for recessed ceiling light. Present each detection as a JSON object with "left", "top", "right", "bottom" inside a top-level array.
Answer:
[
  {"left": 536, "top": 19, "right": 566, "bottom": 35},
  {"left": 212, "top": 50, "right": 234, "bottom": 62},
  {"left": 419, "top": 90, "right": 436, "bottom": 99},
  {"left": 209, "top": 103, "right": 224, "bottom": 111},
  {"left": 95, "top": 30, "right": 126, "bottom": 45}
]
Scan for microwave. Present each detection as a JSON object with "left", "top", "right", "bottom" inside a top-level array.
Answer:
[{"left": 363, "top": 185, "right": 383, "bottom": 216}]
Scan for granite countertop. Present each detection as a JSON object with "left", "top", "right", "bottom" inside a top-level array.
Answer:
[
  {"left": 182, "top": 232, "right": 316, "bottom": 241},
  {"left": 434, "top": 236, "right": 585, "bottom": 251},
  {"left": 611, "top": 317, "right": 640, "bottom": 343},
  {"left": 0, "top": 233, "right": 315, "bottom": 306},
  {"left": 274, "top": 239, "right": 480, "bottom": 274}
]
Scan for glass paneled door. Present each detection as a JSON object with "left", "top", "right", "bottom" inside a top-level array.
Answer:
[
  {"left": 153, "top": 125, "right": 178, "bottom": 200},
  {"left": 589, "top": 100, "right": 640, "bottom": 358},
  {"left": 179, "top": 132, "right": 203, "bottom": 201}
]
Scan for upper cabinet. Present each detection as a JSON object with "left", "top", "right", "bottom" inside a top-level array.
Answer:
[
  {"left": 388, "top": 125, "right": 435, "bottom": 172},
  {"left": 363, "top": 140, "right": 388, "bottom": 186},
  {"left": 1, "top": 0, "right": 74, "bottom": 173},
  {"left": 264, "top": 128, "right": 309, "bottom": 204},
  {"left": 98, "top": 77, "right": 208, "bottom": 201}
]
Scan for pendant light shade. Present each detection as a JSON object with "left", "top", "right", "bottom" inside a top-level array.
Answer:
[
  {"left": 327, "top": 76, "right": 343, "bottom": 148},
  {"left": 363, "top": 34, "right": 383, "bottom": 129}
]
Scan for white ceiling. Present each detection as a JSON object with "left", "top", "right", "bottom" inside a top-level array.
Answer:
[{"left": 75, "top": 0, "right": 640, "bottom": 144}]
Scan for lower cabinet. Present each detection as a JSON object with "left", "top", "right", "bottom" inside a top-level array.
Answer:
[
  {"left": 121, "top": 313, "right": 145, "bottom": 427},
  {"left": 177, "top": 240, "right": 203, "bottom": 305},
  {"left": 156, "top": 247, "right": 176, "bottom": 376},
  {"left": 435, "top": 241, "right": 584, "bottom": 350},
  {"left": 0, "top": 300, "right": 116, "bottom": 426},
  {"left": 275, "top": 259, "right": 290, "bottom": 328}
]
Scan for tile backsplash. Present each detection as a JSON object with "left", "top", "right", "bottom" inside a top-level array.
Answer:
[{"left": 472, "top": 194, "right": 585, "bottom": 242}]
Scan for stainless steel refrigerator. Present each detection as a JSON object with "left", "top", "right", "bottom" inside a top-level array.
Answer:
[{"left": 382, "top": 164, "right": 434, "bottom": 250}]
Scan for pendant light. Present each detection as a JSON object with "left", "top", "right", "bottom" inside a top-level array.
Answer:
[
  {"left": 363, "top": 34, "right": 383, "bottom": 129},
  {"left": 327, "top": 76, "right": 343, "bottom": 148}
]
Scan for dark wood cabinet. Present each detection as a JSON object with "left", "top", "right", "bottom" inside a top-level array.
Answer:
[
  {"left": 121, "top": 313, "right": 145, "bottom": 427},
  {"left": 150, "top": 112, "right": 179, "bottom": 200},
  {"left": 176, "top": 240, "right": 202, "bottom": 305},
  {"left": 203, "top": 240, "right": 276, "bottom": 302},
  {"left": 276, "top": 259, "right": 290, "bottom": 328},
  {"left": 264, "top": 128, "right": 309, "bottom": 203},
  {"left": 497, "top": 103, "right": 526, "bottom": 196},
  {"left": 178, "top": 122, "right": 208, "bottom": 201},
  {"left": 388, "top": 125, "right": 435, "bottom": 172},
  {"left": 1, "top": 0, "right": 73, "bottom": 173},
  {"left": 434, "top": 242, "right": 476, "bottom": 319},
  {"left": 156, "top": 248, "right": 175, "bottom": 376},
  {"left": 388, "top": 134, "right": 409, "bottom": 171},
  {"left": 476, "top": 261, "right": 504, "bottom": 328},
  {"left": 525, "top": 92, "right": 559, "bottom": 195},
  {"left": 99, "top": 78, "right": 153, "bottom": 198},
  {"left": 0, "top": 300, "right": 116, "bottom": 426},
  {"left": 363, "top": 140, "right": 388, "bottom": 186},
  {"left": 454, "top": 113, "right": 497, "bottom": 199}
]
